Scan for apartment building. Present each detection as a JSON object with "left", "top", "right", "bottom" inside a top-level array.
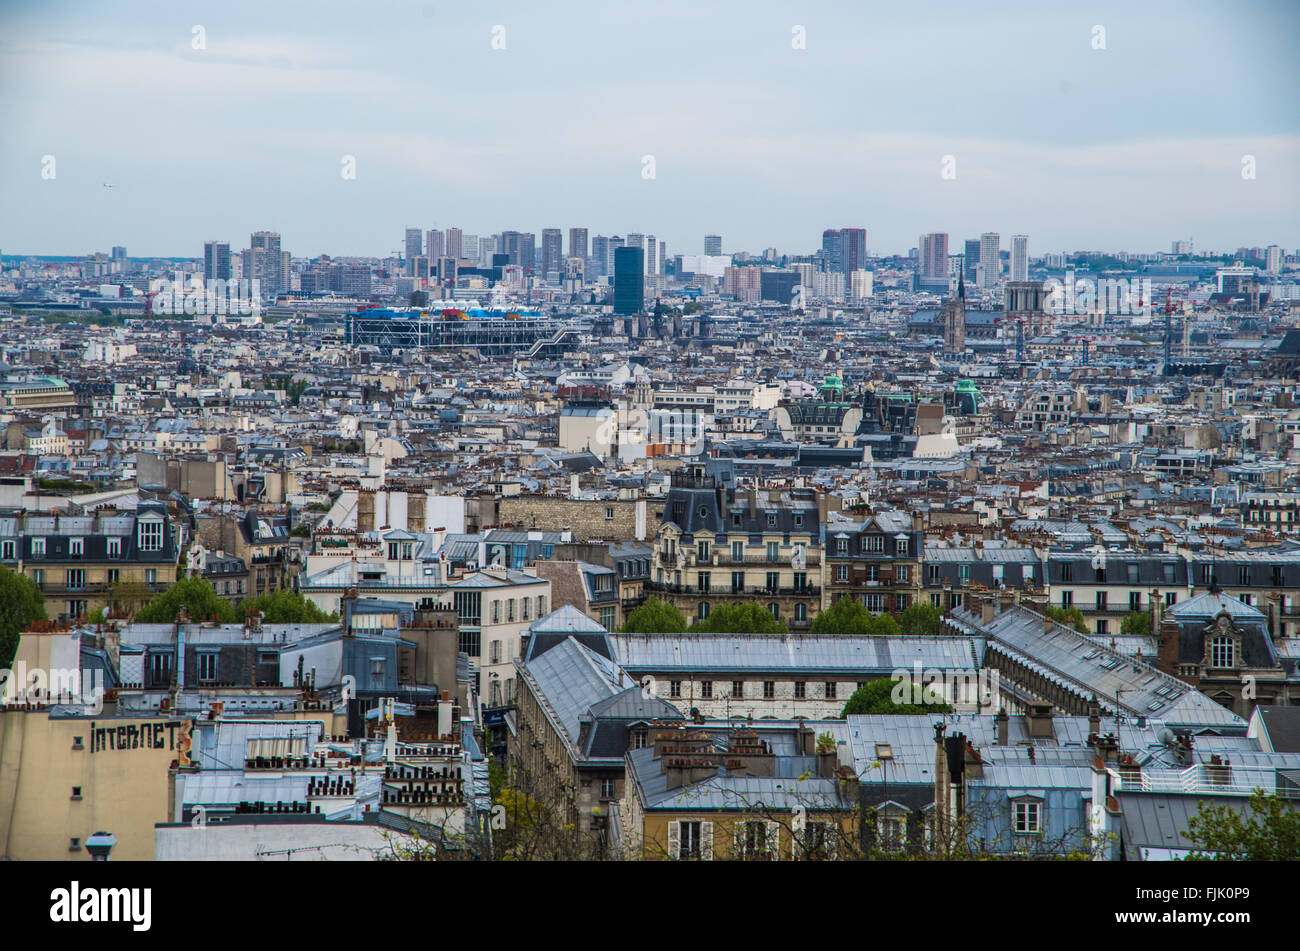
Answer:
[{"left": 824, "top": 510, "right": 924, "bottom": 615}]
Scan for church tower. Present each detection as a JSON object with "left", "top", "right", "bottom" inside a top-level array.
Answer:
[{"left": 943, "top": 259, "right": 967, "bottom": 353}]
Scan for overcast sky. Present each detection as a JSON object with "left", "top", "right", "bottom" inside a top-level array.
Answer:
[{"left": 1, "top": 0, "right": 1297, "bottom": 259}]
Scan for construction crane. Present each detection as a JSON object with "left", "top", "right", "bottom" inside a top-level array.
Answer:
[{"left": 144, "top": 289, "right": 160, "bottom": 318}]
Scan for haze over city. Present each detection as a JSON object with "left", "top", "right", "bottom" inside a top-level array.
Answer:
[{"left": 2, "top": 0, "right": 1298, "bottom": 257}]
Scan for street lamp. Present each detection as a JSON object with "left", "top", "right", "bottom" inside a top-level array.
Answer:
[{"left": 85, "top": 830, "right": 116, "bottom": 861}]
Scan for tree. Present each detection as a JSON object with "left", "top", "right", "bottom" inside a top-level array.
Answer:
[
  {"left": 810, "top": 597, "right": 899, "bottom": 635},
  {"left": 620, "top": 597, "right": 688, "bottom": 633},
  {"left": 839, "top": 678, "right": 952, "bottom": 717},
  {"left": 1184, "top": 791, "right": 1300, "bottom": 861},
  {"left": 1121, "top": 611, "right": 1151, "bottom": 637},
  {"left": 136, "top": 577, "right": 237, "bottom": 624},
  {"left": 236, "top": 589, "right": 337, "bottom": 624},
  {"left": 1043, "top": 604, "right": 1090, "bottom": 635},
  {"left": 0, "top": 567, "right": 46, "bottom": 669},
  {"left": 688, "top": 602, "right": 786, "bottom": 634},
  {"left": 898, "top": 602, "right": 943, "bottom": 636}
]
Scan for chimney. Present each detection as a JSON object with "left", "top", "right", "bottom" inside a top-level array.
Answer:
[
  {"left": 1025, "top": 702, "right": 1054, "bottom": 739},
  {"left": 1087, "top": 696, "right": 1101, "bottom": 738},
  {"left": 1156, "top": 613, "right": 1180, "bottom": 677},
  {"left": 980, "top": 593, "right": 995, "bottom": 624},
  {"left": 995, "top": 708, "right": 1009, "bottom": 746}
]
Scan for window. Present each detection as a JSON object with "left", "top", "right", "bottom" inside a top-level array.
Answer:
[
  {"left": 957, "top": 564, "right": 970, "bottom": 582},
  {"left": 825, "top": 682, "right": 837, "bottom": 699},
  {"left": 138, "top": 519, "right": 163, "bottom": 552},
  {"left": 459, "top": 630, "right": 481, "bottom": 657},
  {"left": 1210, "top": 636, "right": 1234, "bottom": 669},
  {"left": 794, "top": 681, "right": 806, "bottom": 699},
  {"left": 72, "top": 736, "right": 83, "bottom": 750},
  {"left": 697, "top": 571, "right": 711, "bottom": 593},
  {"left": 1096, "top": 591, "right": 1107, "bottom": 611},
  {"left": 697, "top": 602, "right": 710, "bottom": 621},
  {"left": 836, "top": 565, "right": 849, "bottom": 583},
  {"left": 731, "top": 571, "right": 745, "bottom": 593},
  {"left": 1, "top": 540, "right": 13, "bottom": 560},
  {"left": 1129, "top": 591, "right": 1142, "bottom": 612},
  {"left": 1165, "top": 591, "right": 1177, "bottom": 606},
  {"left": 878, "top": 814, "right": 905, "bottom": 851},
  {"left": 70, "top": 538, "right": 83, "bottom": 558},
  {"left": 507, "top": 599, "right": 516, "bottom": 622},
  {"left": 631, "top": 730, "right": 648, "bottom": 749},
  {"left": 927, "top": 564, "right": 940, "bottom": 584},
  {"left": 32, "top": 538, "right": 46, "bottom": 557},
  {"left": 930, "top": 593, "right": 941, "bottom": 607},
  {"left": 697, "top": 540, "right": 710, "bottom": 562},
  {"left": 793, "top": 571, "right": 806, "bottom": 591},
  {"left": 766, "top": 513, "right": 777, "bottom": 528},
  {"left": 766, "top": 571, "right": 779, "bottom": 592},
  {"left": 768, "top": 602, "right": 780, "bottom": 620},
  {"left": 490, "top": 640, "right": 502, "bottom": 664},
  {"left": 794, "top": 603, "right": 807, "bottom": 622},
  {"left": 522, "top": 598, "right": 530, "bottom": 620},
  {"left": 1013, "top": 800, "right": 1042, "bottom": 835},
  {"left": 670, "top": 680, "right": 682, "bottom": 698},
  {"left": 599, "top": 606, "right": 615, "bottom": 629},
  {"left": 741, "top": 821, "right": 772, "bottom": 860},
  {"left": 1238, "top": 565, "right": 1250, "bottom": 586},
  {"left": 1097, "top": 619, "right": 1108, "bottom": 635},
  {"left": 763, "top": 680, "right": 775, "bottom": 699},
  {"left": 69, "top": 838, "right": 81, "bottom": 852},
  {"left": 606, "top": 507, "right": 615, "bottom": 520},
  {"left": 897, "top": 565, "right": 910, "bottom": 584},
  {"left": 678, "top": 820, "right": 703, "bottom": 860},
  {"left": 66, "top": 569, "right": 84, "bottom": 590},
  {"left": 836, "top": 538, "right": 848, "bottom": 555},
  {"left": 369, "top": 657, "right": 386, "bottom": 686},
  {"left": 71, "top": 786, "right": 82, "bottom": 800},
  {"left": 145, "top": 569, "right": 157, "bottom": 586},
  {"left": 896, "top": 537, "right": 908, "bottom": 556},
  {"left": 491, "top": 600, "right": 501, "bottom": 623},
  {"left": 600, "top": 778, "right": 615, "bottom": 800},
  {"left": 537, "top": 595, "right": 547, "bottom": 615},
  {"left": 865, "top": 594, "right": 884, "bottom": 613},
  {"left": 864, "top": 535, "right": 884, "bottom": 553},
  {"left": 701, "top": 680, "right": 713, "bottom": 698},
  {"left": 1061, "top": 591, "right": 1073, "bottom": 608},
  {"left": 732, "top": 680, "right": 744, "bottom": 698},
  {"left": 1060, "top": 562, "right": 1072, "bottom": 582}
]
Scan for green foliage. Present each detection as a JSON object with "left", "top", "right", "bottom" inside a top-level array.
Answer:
[
  {"left": 688, "top": 601, "right": 786, "bottom": 634},
  {"left": 136, "top": 577, "right": 237, "bottom": 624},
  {"left": 1044, "top": 604, "right": 1090, "bottom": 634},
  {"left": 285, "top": 379, "right": 310, "bottom": 406},
  {"left": 816, "top": 731, "right": 836, "bottom": 754},
  {"left": 1121, "top": 611, "right": 1151, "bottom": 637},
  {"left": 1184, "top": 791, "right": 1300, "bottom": 861},
  {"left": 87, "top": 606, "right": 107, "bottom": 625},
  {"left": 898, "top": 601, "right": 943, "bottom": 636},
  {"left": 619, "top": 597, "right": 688, "bottom": 633},
  {"left": 810, "top": 597, "right": 900, "bottom": 635},
  {"left": 236, "top": 589, "right": 336, "bottom": 624},
  {"left": 839, "top": 678, "right": 953, "bottom": 717},
  {"left": 291, "top": 523, "right": 313, "bottom": 538},
  {"left": 35, "top": 477, "right": 97, "bottom": 494},
  {"left": 0, "top": 567, "right": 47, "bottom": 669}
]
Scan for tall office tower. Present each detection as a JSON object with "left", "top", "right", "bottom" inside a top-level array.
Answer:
[
  {"left": 963, "top": 239, "right": 981, "bottom": 281},
  {"left": 978, "top": 232, "right": 1000, "bottom": 288},
  {"left": 607, "top": 236, "right": 625, "bottom": 277},
  {"left": 1265, "top": 245, "right": 1283, "bottom": 273},
  {"left": 541, "top": 228, "right": 564, "bottom": 276},
  {"left": 478, "top": 236, "right": 496, "bottom": 266},
  {"left": 249, "top": 231, "right": 283, "bottom": 296},
  {"left": 591, "top": 235, "right": 610, "bottom": 277},
  {"left": 821, "top": 230, "right": 842, "bottom": 274},
  {"left": 613, "top": 246, "right": 645, "bottom": 315},
  {"left": 405, "top": 228, "right": 423, "bottom": 260},
  {"left": 500, "top": 231, "right": 522, "bottom": 267},
  {"left": 427, "top": 229, "right": 444, "bottom": 262},
  {"left": 850, "top": 269, "right": 873, "bottom": 300},
  {"left": 411, "top": 255, "right": 430, "bottom": 280},
  {"left": 918, "top": 233, "right": 949, "bottom": 280},
  {"left": 1011, "top": 235, "right": 1029, "bottom": 282},
  {"left": 111, "top": 246, "right": 127, "bottom": 261},
  {"left": 445, "top": 228, "right": 463, "bottom": 261},
  {"left": 645, "top": 236, "right": 660, "bottom": 276},
  {"left": 704, "top": 234, "right": 723, "bottom": 255},
  {"left": 203, "top": 241, "right": 232, "bottom": 282},
  {"left": 625, "top": 233, "right": 645, "bottom": 252},
  {"left": 569, "top": 227, "right": 589, "bottom": 263},
  {"left": 518, "top": 233, "right": 536, "bottom": 274},
  {"left": 1171, "top": 239, "right": 1191, "bottom": 256},
  {"left": 839, "top": 228, "right": 867, "bottom": 281},
  {"left": 461, "top": 234, "right": 477, "bottom": 261}
]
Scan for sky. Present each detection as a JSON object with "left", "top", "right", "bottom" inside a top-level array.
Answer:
[{"left": 1, "top": 0, "right": 1297, "bottom": 259}]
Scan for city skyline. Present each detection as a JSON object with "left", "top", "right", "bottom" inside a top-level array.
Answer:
[{"left": 2, "top": 0, "right": 1298, "bottom": 257}]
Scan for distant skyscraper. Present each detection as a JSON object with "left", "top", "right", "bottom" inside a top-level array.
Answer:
[
  {"left": 821, "top": 230, "right": 842, "bottom": 274},
  {"left": 591, "top": 235, "right": 610, "bottom": 277},
  {"left": 569, "top": 228, "right": 589, "bottom": 263},
  {"left": 1011, "top": 235, "right": 1029, "bottom": 282},
  {"left": 918, "top": 233, "right": 949, "bottom": 281},
  {"left": 445, "top": 228, "right": 463, "bottom": 261},
  {"left": 427, "top": 229, "right": 444, "bottom": 261},
  {"left": 644, "top": 236, "right": 660, "bottom": 276},
  {"left": 979, "top": 232, "right": 1000, "bottom": 288},
  {"left": 963, "top": 239, "right": 980, "bottom": 281},
  {"left": 203, "top": 241, "right": 231, "bottom": 282},
  {"left": 1265, "top": 245, "right": 1283, "bottom": 273},
  {"left": 111, "top": 246, "right": 127, "bottom": 261},
  {"left": 613, "top": 246, "right": 645, "bottom": 315},
  {"left": 541, "top": 228, "right": 564, "bottom": 276},
  {"left": 249, "top": 231, "right": 283, "bottom": 296},
  {"left": 478, "top": 236, "right": 496, "bottom": 267},
  {"left": 518, "top": 233, "right": 536, "bottom": 275},
  {"left": 404, "top": 228, "right": 423, "bottom": 261},
  {"left": 839, "top": 228, "right": 867, "bottom": 280},
  {"left": 704, "top": 234, "right": 722, "bottom": 255}
]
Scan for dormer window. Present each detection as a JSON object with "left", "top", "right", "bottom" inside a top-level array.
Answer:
[
  {"left": 138, "top": 520, "right": 163, "bottom": 552},
  {"left": 70, "top": 538, "right": 83, "bottom": 558},
  {"left": 107, "top": 538, "right": 121, "bottom": 558},
  {"left": 1210, "top": 636, "right": 1235, "bottom": 669},
  {"left": 32, "top": 538, "right": 46, "bottom": 557}
]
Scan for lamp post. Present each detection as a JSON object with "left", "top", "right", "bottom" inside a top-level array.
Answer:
[{"left": 85, "top": 830, "right": 116, "bottom": 861}]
